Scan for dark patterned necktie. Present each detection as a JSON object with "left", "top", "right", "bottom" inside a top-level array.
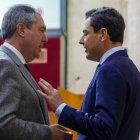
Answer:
[
  {"left": 88, "top": 63, "right": 101, "bottom": 87},
  {"left": 95, "top": 63, "right": 101, "bottom": 73},
  {"left": 24, "top": 64, "right": 31, "bottom": 73}
]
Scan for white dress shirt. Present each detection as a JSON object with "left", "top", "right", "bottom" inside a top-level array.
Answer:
[{"left": 3, "top": 42, "right": 26, "bottom": 64}]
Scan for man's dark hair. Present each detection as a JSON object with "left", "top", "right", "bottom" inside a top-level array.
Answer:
[{"left": 86, "top": 7, "right": 125, "bottom": 43}]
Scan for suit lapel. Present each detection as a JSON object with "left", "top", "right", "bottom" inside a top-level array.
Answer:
[{"left": 0, "top": 46, "right": 49, "bottom": 124}]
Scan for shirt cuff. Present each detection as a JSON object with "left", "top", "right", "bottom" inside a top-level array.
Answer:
[{"left": 55, "top": 103, "right": 66, "bottom": 119}]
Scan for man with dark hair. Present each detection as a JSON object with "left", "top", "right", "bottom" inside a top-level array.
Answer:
[
  {"left": 38, "top": 7, "right": 140, "bottom": 140},
  {"left": 0, "top": 4, "right": 72, "bottom": 140}
]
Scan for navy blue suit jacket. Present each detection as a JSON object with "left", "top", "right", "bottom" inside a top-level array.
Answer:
[{"left": 58, "top": 50, "right": 140, "bottom": 140}]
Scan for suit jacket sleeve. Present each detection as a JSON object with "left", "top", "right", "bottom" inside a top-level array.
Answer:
[
  {"left": 0, "top": 59, "right": 51, "bottom": 140},
  {"left": 58, "top": 65, "right": 127, "bottom": 139}
]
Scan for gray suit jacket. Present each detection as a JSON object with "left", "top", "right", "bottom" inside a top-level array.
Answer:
[{"left": 0, "top": 46, "right": 51, "bottom": 140}]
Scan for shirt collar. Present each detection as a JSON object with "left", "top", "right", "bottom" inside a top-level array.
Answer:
[
  {"left": 100, "top": 46, "right": 126, "bottom": 64},
  {"left": 3, "top": 42, "right": 26, "bottom": 64}
]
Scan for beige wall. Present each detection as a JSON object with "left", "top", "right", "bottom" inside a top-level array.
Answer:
[{"left": 127, "top": 0, "right": 140, "bottom": 70}]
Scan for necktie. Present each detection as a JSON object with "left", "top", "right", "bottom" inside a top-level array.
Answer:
[
  {"left": 24, "top": 64, "right": 31, "bottom": 73},
  {"left": 95, "top": 63, "right": 101, "bottom": 73},
  {"left": 89, "top": 64, "right": 101, "bottom": 87}
]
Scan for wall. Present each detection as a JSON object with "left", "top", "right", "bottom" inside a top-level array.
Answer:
[{"left": 127, "top": 0, "right": 140, "bottom": 70}]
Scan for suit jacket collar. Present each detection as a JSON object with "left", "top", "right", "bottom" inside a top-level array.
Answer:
[
  {"left": 103, "top": 50, "right": 128, "bottom": 64},
  {"left": 100, "top": 47, "right": 126, "bottom": 64},
  {"left": 3, "top": 42, "right": 26, "bottom": 64},
  {"left": 0, "top": 45, "right": 22, "bottom": 66}
]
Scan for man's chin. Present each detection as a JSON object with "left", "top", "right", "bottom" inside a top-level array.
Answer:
[
  {"left": 35, "top": 54, "right": 40, "bottom": 59},
  {"left": 86, "top": 54, "right": 90, "bottom": 60},
  {"left": 36, "top": 51, "right": 41, "bottom": 58},
  {"left": 33, "top": 53, "right": 41, "bottom": 60},
  {"left": 86, "top": 55, "right": 96, "bottom": 62}
]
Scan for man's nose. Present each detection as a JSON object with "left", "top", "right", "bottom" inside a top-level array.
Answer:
[
  {"left": 43, "top": 34, "right": 48, "bottom": 43},
  {"left": 79, "top": 37, "right": 84, "bottom": 44}
]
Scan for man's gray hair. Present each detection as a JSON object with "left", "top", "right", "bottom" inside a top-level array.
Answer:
[{"left": 1, "top": 4, "right": 37, "bottom": 40}]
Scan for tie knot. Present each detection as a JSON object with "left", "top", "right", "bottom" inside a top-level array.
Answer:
[
  {"left": 97, "top": 64, "right": 101, "bottom": 69},
  {"left": 95, "top": 64, "right": 101, "bottom": 73}
]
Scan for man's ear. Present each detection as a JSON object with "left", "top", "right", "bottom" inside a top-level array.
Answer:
[
  {"left": 16, "top": 23, "right": 25, "bottom": 37},
  {"left": 98, "top": 28, "right": 108, "bottom": 41}
]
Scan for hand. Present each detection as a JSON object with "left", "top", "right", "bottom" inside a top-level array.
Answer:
[
  {"left": 49, "top": 124, "right": 73, "bottom": 140},
  {"left": 38, "top": 78, "right": 63, "bottom": 112}
]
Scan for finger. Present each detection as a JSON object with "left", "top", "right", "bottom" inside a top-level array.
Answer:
[
  {"left": 37, "top": 90, "right": 49, "bottom": 97},
  {"left": 64, "top": 131, "right": 73, "bottom": 140},
  {"left": 39, "top": 78, "right": 53, "bottom": 90},
  {"left": 38, "top": 81, "right": 49, "bottom": 91},
  {"left": 40, "top": 78, "right": 49, "bottom": 85},
  {"left": 38, "top": 81, "right": 54, "bottom": 96},
  {"left": 57, "top": 126, "right": 73, "bottom": 138},
  {"left": 57, "top": 125, "right": 67, "bottom": 131},
  {"left": 64, "top": 131, "right": 73, "bottom": 136}
]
